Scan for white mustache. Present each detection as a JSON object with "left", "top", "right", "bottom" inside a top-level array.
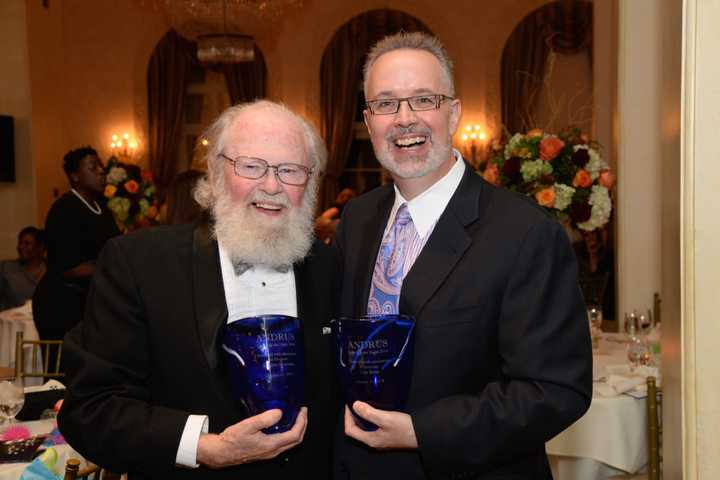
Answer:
[{"left": 248, "top": 191, "right": 291, "bottom": 209}]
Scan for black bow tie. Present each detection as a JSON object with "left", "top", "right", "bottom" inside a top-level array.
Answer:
[{"left": 232, "top": 262, "right": 292, "bottom": 276}]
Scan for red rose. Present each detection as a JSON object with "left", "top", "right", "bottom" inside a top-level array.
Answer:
[{"left": 124, "top": 180, "right": 140, "bottom": 194}]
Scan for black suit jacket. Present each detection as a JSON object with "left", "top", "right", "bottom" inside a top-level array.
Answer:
[
  {"left": 58, "top": 223, "right": 338, "bottom": 479},
  {"left": 334, "top": 166, "right": 592, "bottom": 479}
]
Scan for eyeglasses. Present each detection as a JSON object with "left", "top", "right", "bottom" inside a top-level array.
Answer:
[
  {"left": 220, "top": 154, "right": 312, "bottom": 186},
  {"left": 365, "top": 94, "right": 454, "bottom": 115}
]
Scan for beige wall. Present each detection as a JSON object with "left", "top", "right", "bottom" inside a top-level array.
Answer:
[
  {"left": 0, "top": 0, "right": 35, "bottom": 260},
  {"left": 682, "top": 1, "right": 720, "bottom": 477},
  {"left": 20, "top": 0, "right": 549, "bottom": 232}
]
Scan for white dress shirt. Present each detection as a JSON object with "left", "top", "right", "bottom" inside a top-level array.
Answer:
[
  {"left": 175, "top": 244, "right": 297, "bottom": 467},
  {"left": 380, "top": 150, "right": 466, "bottom": 277}
]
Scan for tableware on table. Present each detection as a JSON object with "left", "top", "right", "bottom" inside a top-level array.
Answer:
[
  {"left": 587, "top": 304, "right": 603, "bottom": 349},
  {"left": 221, "top": 315, "right": 304, "bottom": 434},
  {"left": 627, "top": 334, "right": 652, "bottom": 370},
  {"left": 331, "top": 314, "right": 415, "bottom": 431},
  {"left": 0, "top": 377, "right": 24, "bottom": 425}
]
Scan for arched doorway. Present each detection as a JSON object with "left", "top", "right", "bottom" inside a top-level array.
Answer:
[
  {"left": 146, "top": 29, "right": 266, "bottom": 193},
  {"left": 319, "top": 10, "right": 433, "bottom": 208}
]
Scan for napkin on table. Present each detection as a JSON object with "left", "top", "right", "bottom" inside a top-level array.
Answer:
[{"left": 594, "top": 365, "right": 660, "bottom": 398}]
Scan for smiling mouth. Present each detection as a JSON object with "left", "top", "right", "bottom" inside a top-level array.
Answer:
[
  {"left": 393, "top": 136, "right": 427, "bottom": 148},
  {"left": 252, "top": 202, "right": 284, "bottom": 212}
]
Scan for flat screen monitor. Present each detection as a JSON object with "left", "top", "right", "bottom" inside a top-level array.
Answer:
[{"left": 0, "top": 115, "right": 15, "bottom": 182}]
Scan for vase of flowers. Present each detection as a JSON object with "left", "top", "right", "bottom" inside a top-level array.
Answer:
[
  {"left": 480, "top": 127, "right": 615, "bottom": 232},
  {"left": 103, "top": 157, "right": 160, "bottom": 232}
]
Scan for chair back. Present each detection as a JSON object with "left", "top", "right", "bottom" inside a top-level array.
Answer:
[
  {"left": 647, "top": 376, "right": 662, "bottom": 480},
  {"left": 15, "top": 331, "right": 65, "bottom": 379}
]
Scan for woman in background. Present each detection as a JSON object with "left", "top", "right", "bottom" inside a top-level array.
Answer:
[
  {"left": 0, "top": 227, "right": 46, "bottom": 309},
  {"left": 33, "top": 147, "right": 120, "bottom": 343}
]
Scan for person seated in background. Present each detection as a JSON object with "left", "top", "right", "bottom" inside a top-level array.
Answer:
[
  {"left": 162, "top": 169, "right": 207, "bottom": 225},
  {"left": 314, "top": 187, "right": 356, "bottom": 244},
  {"left": 32, "top": 146, "right": 120, "bottom": 344},
  {"left": 0, "top": 226, "right": 46, "bottom": 310}
]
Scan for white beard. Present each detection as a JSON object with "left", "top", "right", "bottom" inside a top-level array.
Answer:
[{"left": 211, "top": 187, "right": 316, "bottom": 270}]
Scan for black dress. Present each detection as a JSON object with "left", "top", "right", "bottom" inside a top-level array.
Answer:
[{"left": 33, "top": 192, "right": 120, "bottom": 341}]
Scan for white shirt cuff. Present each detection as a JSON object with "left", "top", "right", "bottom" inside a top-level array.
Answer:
[{"left": 175, "top": 414, "right": 209, "bottom": 468}]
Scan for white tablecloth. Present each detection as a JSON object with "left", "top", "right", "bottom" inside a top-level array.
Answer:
[
  {"left": 547, "top": 333, "right": 650, "bottom": 478},
  {"left": 0, "top": 302, "right": 43, "bottom": 387}
]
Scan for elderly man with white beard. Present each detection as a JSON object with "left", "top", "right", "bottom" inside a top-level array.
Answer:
[{"left": 58, "top": 100, "right": 339, "bottom": 480}]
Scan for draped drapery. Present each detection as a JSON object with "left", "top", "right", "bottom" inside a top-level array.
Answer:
[
  {"left": 148, "top": 31, "right": 267, "bottom": 197},
  {"left": 147, "top": 29, "right": 195, "bottom": 195},
  {"left": 221, "top": 45, "right": 267, "bottom": 104},
  {"left": 319, "top": 10, "right": 430, "bottom": 209},
  {"left": 501, "top": 0, "right": 593, "bottom": 134}
]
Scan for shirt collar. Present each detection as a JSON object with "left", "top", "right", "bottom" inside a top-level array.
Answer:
[{"left": 392, "top": 150, "right": 466, "bottom": 239}]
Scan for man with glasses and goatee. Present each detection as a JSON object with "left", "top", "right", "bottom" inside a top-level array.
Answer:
[
  {"left": 59, "top": 100, "right": 338, "bottom": 479},
  {"left": 334, "top": 32, "right": 592, "bottom": 479}
]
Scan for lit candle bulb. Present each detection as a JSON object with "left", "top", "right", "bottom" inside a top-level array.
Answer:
[
  {"left": 123, "top": 133, "right": 129, "bottom": 140},
  {"left": 479, "top": 132, "right": 487, "bottom": 141},
  {"left": 112, "top": 134, "right": 118, "bottom": 141},
  {"left": 461, "top": 133, "right": 469, "bottom": 141},
  {"left": 470, "top": 132, "right": 477, "bottom": 140}
]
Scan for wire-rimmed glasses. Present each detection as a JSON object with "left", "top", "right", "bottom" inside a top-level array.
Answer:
[
  {"left": 365, "top": 94, "right": 454, "bottom": 115},
  {"left": 220, "top": 154, "right": 312, "bottom": 186}
]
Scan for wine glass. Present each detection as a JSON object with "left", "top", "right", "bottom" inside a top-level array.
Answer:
[
  {"left": 587, "top": 304, "right": 603, "bottom": 349},
  {"left": 627, "top": 336, "right": 652, "bottom": 371},
  {"left": 0, "top": 376, "right": 25, "bottom": 425}
]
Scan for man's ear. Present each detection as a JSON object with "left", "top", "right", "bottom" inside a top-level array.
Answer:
[
  {"left": 448, "top": 99, "right": 462, "bottom": 135},
  {"left": 363, "top": 109, "right": 372, "bottom": 136}
]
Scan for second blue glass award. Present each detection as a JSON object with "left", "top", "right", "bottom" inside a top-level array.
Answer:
[
  {"left": 221, "top": 315, "right": 304, "bottom": 433},
  {"left": 332, "top": 314, "right": 415, "bottom": 431}
]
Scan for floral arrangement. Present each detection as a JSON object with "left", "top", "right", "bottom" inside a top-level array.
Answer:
[
  {"left": 103, "top": 157, "right": 160, "bottom": 231},
  {"left": 481, "top": 127, "right": 615, "bottom": 231}
]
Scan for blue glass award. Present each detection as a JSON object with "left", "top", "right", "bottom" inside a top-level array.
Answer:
[
  {"left": 221, "top": 315, "right": 304, "bottom": 433},
  {"left": 332, "top": 314, "right": 415, "bottom": 431}
]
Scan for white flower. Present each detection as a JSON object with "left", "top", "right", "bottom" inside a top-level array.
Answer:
[
  {"left": 573, "top": 145, "right": 608, "bottom": 180},
  {"left": 108, "top": 197, "right": 131, "bottom": 221},
  {"left": 504, "top": 133, "right": 525, "bottom": 160},
  {"left": 577, "top": 185, "right": 612, "bottom": 231},
  {"left": 520, "top": 159, "right": 553, "bottom": 183},
  {"left": 553, "top": 184, "right": 576, "bottom": 211},
  {"left": 107, "top": 166, "right": 128, "bottom": 185}
]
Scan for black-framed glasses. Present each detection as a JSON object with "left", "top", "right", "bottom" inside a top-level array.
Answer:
[
  {"left": 365, "top": 94, "right": 454, "bottom": 115},
  {"left": 220, "top": 154, "right": 312, "bottom": 186}
]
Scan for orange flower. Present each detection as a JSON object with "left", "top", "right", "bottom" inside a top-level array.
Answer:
[
  {"left": 104, "top": 185, "right": 117, "bottom": 198},
  {"left": 483, "top": 163, "right": 500, "bottom": 186},
  {"left": 124, "top": 180, "right": 139, "bottom": 194},
  {"left": 535, "top": 187, "right": 556, "bottom": 207},
  {"left": 527, "top": 128, "right": 544, "bottom": 138},
  {"left": 146, "top": 205, "right": 158, "bottom": 219},
  {"left": 598, "top": 170, "right": 615, "bottom": 189},
  {"left": 572, "top": 170, "right": 592, "bottom": 188},
  {"left": 539, "top": 136, "right": 565, "bottom": 161}
]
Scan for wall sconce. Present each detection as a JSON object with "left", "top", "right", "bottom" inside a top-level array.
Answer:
[
  {"left": 460, "top": 124, "right": 487, "bottom": 169},
  {"left": 110, "top": 132, "right": 140, "bottom": 163}
]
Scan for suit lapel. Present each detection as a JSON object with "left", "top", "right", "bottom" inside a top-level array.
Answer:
[
  {"left": 354, "top": 188, "right": 394, "bottom": 315},
  {"left": 191, "top": 223, "right": 228, "bottom": 370},
  {"left": 399, "top": 167, "right": 482, "bottom": 319}
]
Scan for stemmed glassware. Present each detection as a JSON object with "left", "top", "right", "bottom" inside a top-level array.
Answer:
[
  {"left": 0, "top": 376, "right": 25, "bottom": 426},
  {"left": 625, "top": 312, "right": 651, "bottom": 370},
  {"left": 587, "top": 304, "right": 603, "bottom": 349}
]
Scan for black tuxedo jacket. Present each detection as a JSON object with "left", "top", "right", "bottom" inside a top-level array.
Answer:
[
  {"left": 334, "top": 166, "right": 592, "bottom": 479},
  {"left": 58, "top": 223, "right": 338, "bottom": 479}
]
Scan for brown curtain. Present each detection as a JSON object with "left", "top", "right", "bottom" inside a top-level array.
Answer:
[
  {"left": 221, "top": 45, "right": 267, "bottom": 104},
  {"left": 147, "top": 29, "right": 195, "bottom": 194},
  {"left": 501, "top": 0, "right": 592, "bottom": 134},
  {"left": 319, "top": 10, "right": 430, "bottom": 209}
]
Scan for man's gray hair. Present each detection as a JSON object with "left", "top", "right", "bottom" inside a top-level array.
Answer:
[
  {"left": 194, "top": 99, "right": 327, "bottom": 210},
  {"left": 363, "top": 31, "right": 455, "bottom": 98}
]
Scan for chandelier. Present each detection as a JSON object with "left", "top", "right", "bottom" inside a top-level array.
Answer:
[
  {"left": 197, "top": 0, "right": 255, "bottom": 63},
  {"left": 141, "top": 0, "right": 302, "bottom": 43}
]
